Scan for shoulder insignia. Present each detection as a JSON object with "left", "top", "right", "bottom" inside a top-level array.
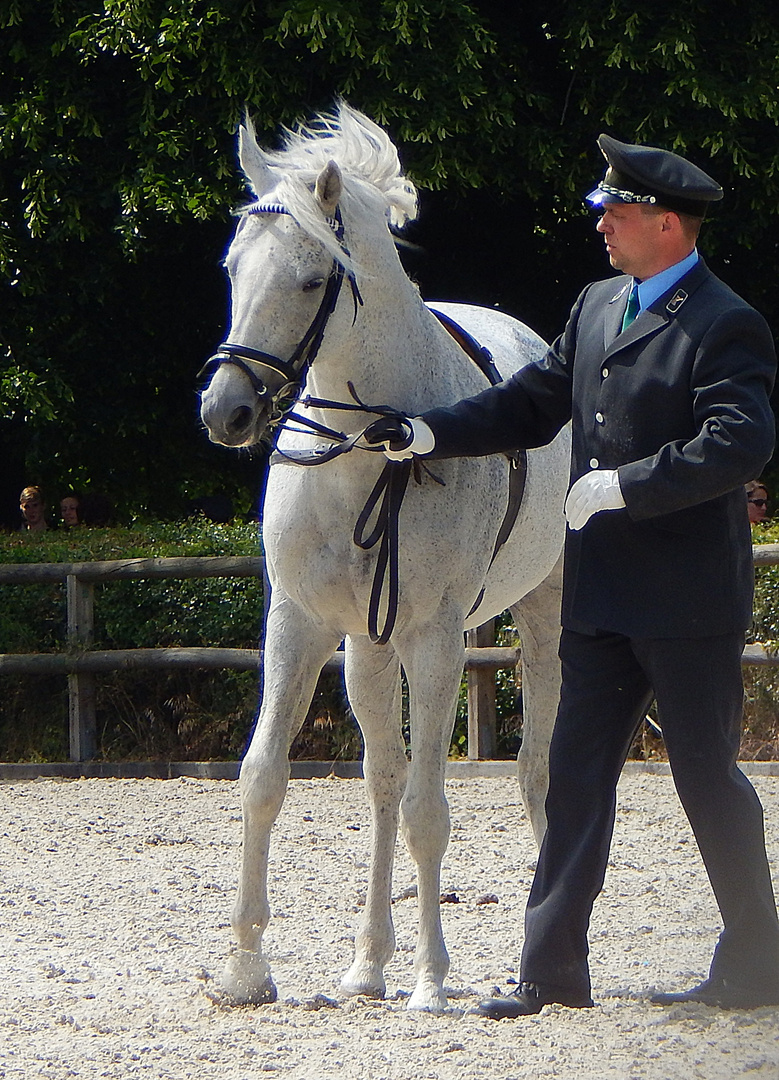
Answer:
[
  {"left": 666, "top": 288, "right": 688, "bottom": 314},
  {"left": 610, "top": 283, "right": 630, "bottom": 304}
]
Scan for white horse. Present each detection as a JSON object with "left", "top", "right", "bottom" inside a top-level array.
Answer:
[{"left": 199, "top": 104, "right": 570, "bottom": 1011}]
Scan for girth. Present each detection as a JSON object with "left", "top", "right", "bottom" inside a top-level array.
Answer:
[{"left": 429, "top": 309, "right": 527, "bottom": 617}]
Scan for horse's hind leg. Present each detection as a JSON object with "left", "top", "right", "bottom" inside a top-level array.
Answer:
[
  {"left": 510, "top": 554, "right": 563, "bottom": 847},
  {"left": 222, "top": 596, "right": 341, "bottom": 1004},
  {"left": 340, "top": 635, "right": 406, "bottom": 998},
  {"left": 394, "top": 613, "right": 464, "bottom": 1012}
]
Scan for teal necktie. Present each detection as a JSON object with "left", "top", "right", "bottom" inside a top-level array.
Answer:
[{"left": 621, "top": 285, "right": 640, "bottom": 331}]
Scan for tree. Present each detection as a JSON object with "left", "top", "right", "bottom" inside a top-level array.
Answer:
[{"left": 1, "top": 1, "right": 778, "bottom": 523}]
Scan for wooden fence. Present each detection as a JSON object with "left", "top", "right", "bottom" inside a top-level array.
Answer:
[
  {"left": 0, "top": 555, "right": 522, "bottom": 762},
  {"left": 2, "top": 546, "right": 779, "bottom": 764}
]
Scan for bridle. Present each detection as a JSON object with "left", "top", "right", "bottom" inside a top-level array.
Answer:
[
  {"left": 199, "top": 202, "right": 363, "bottom": 426},
  {"left": 199, "top": 200, "right": 523, "bottom": 648},
  {"left": 199, "top": 198, "right": 421, "bottom": 646}
]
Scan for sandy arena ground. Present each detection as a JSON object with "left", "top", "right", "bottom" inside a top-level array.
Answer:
[{"left": 2, "top": 771, "right": 779, "bottom": 1079}]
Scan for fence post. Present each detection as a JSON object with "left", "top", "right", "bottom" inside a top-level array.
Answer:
[
  {"left": 466, "top": 619, "right": 497, "bottom": 759},
  {"left": 67, "top": 574, "right": 96, "bottom": 761}
]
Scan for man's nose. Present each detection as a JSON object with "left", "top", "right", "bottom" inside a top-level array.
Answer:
[{"left": 596, "top": 215, "right": 609, "bottom": 234}]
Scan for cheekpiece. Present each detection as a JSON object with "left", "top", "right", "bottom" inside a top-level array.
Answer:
[{"left": 586, "top": 134, "right": 723, "bottom": 217}]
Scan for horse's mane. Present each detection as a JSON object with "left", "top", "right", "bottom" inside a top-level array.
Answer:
[{"left": 240, "top": 103, "right": 419, "bottom": 273}]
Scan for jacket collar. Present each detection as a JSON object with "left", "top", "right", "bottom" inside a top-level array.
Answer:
[{"left": 603, "top": 258, "right": 711, "bottom": 356}]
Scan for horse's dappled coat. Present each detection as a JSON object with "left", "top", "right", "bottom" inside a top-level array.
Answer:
[{"left": 199, "top": 103, "right": 570, "bottom": 1010}]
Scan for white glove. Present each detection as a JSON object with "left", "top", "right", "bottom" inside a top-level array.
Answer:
[
  {"left": 362, "top": 416, "right": 436, "bottom": 460},
  {"left": 564, "top": 469, "right": 625, "bottom": 531},
  {"left": 386, "top": 417, "right": 435, "bottom": 460}
]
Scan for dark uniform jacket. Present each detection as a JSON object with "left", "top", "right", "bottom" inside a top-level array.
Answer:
[{"left": 423, "top": 259, "right": 777, "bottom": 638}]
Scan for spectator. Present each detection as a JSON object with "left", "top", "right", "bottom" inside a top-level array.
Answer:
[
  {"left": 746, "top": 480, "right": 769, "bottom": 524},
  {"left": 19, "top": 486, "right": 48, "bottom": 532},
  {"left": 60, "top": 492, "right": 82, "bottom": 528}
]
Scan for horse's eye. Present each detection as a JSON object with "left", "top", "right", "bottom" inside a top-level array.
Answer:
[{"left": 302, "top": 276, "right": 325, "bottom": 292}]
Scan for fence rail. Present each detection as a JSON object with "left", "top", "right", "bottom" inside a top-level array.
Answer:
[
  {"left": 0, "top": 555, "right": 519, "bottom": 762},
  {"left": 2, "top": 544, "right": 778, "bottom": 763}
]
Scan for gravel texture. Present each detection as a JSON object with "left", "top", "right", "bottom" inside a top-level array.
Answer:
[{"left": 2, "top": 772, "right": 779, "bottom": 1079}]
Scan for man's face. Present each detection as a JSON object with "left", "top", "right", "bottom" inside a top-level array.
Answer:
[{"left": 595, "top": 202, "right": 668, "bottom": 279}]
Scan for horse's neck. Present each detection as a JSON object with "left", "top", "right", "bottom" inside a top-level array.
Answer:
[{"left": 305, "top": 259, "right": 477, "bottom": 414}]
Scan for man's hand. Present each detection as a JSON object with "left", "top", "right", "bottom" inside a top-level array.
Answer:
[
  {"left": 362, "top": 416, "right": 436, "bottom": 460},
  {"left": 564, "top": 469, "right": 625, "bottom": 530}
]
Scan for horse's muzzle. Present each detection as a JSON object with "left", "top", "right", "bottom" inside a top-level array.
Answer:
[{"left": 199, "top": 365, "right": 271, "bottom": 447}]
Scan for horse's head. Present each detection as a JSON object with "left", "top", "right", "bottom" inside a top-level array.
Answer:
[
  {"left": 200, "top": 136, "right": 348, "bottom": 447},
  {"left": 199, "top": 104, "right": 417, "bottom": 448}
]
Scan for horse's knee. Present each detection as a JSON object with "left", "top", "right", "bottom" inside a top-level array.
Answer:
[
  {"left": 401, "top": 791, "right": 450, "bottom": 860},
  {"left": 239, "top": 755, "right": 288, "bottom": 823}
]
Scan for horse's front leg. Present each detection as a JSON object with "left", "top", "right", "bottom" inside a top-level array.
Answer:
[
  {"left": 340, "top": 635, "right": 406, "bottom": 998},
  {"left": 394, "top": 612, "right": 464, "bottom": 1012},
  {"left": 222, "top": 595, "right": 341, "bottom": 1004}
]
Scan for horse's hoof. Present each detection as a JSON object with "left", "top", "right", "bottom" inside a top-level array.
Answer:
[
  {"left": 407, "top": 982, "right": 448, "bottom": 1013},
  {"left": 221, "top": 950, "right": 277, "bottom": 1005},
  {"left": 340, "top": 963, "right": 386, "bottom": 999}
]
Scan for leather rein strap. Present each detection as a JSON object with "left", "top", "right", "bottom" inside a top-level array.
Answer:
[
  {"left": 428, "top": 310, "right": 527, "bottom": 619},
  {"left": 202, "top": 200, "right": 525, "bottom": 644}
]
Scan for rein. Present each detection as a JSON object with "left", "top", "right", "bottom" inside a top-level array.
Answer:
[
  {"left": 272, "top": 381, "right": 446, "bottom": 646},
  {"left": 203, "top": 201, "right": 524, "bottom": 645}
]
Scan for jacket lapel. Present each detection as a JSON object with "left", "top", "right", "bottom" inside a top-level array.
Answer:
[
  {"left": 604, "top": 279, "right": 630, "bottom": 349},
  {"left": 603, "top": 259, "right": 711, "bottom": 360}
]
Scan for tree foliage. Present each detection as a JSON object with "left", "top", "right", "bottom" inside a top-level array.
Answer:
[{"left": 1, "top": 0, "right": 779, "bottom": 521}]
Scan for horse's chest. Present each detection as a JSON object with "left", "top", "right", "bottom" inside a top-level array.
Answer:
[
  {"left": 263, "top": 486, "right": 375, "bottom": 598},
  {"left": 263, "top": 458, "right": 508, "bottom": 626}
]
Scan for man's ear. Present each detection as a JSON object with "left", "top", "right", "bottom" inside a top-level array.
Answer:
[{"left": 661, "top": 211, "right": 680, "bottom": 232}]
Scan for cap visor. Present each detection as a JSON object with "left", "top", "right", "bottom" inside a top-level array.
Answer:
[{"left": 586, "top": 186, "right": 621, "bottom": 207}]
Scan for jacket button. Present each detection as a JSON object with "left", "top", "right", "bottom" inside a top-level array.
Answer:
[
  {"left": 590, "top": 457, "right": 599, "bottom": 468},
  {"left": 595, "top": 412, "right": 604, "bottom": 424},
  {"left": 602, "top": 367, "right": 609, "bottom": 378}
]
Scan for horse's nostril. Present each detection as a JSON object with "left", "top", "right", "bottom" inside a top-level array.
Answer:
[{"left": 229, "top": 405, "right": 253, "bottom": 433}]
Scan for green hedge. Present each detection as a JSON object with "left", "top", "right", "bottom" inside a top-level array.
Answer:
[
  {"left": 0, "top": 521, "right": 265, "bottom": 653},
  {"left": 3, "top": 520, "right": 777, "bottom": 763},
  {"left": 741, "top": 521, "right": 779, "bottom": 760}
]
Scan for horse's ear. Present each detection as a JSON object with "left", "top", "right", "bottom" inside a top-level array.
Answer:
[
  {"left": 315, "top": 160, "right": 342, "bottom": 215},
  {"left": 238, "top": 119, "right": 274, "bottom": 197}
]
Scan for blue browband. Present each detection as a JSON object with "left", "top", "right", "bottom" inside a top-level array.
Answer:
[{"left": 245, "top": 201, "right": 342, "bottom": 235}]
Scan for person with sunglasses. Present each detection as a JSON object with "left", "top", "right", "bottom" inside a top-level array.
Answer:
[{"left": 746, "top": 481, "right": 769, "bottom": 525}]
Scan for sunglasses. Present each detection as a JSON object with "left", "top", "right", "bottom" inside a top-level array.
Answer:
[{"left": 749, "top": 499, "right": 768, "bottom": 508}]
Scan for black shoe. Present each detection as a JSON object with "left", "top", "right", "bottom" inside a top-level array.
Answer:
[
  {"left": 650, "top": 977, "right": 779, "bottom": 1010},
  {"left": 476, "top": 981, "right": 594, "bottom": 1020}
]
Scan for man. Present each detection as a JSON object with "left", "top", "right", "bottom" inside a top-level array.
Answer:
[{"left": 365, "top": 134, "right": 779, "bottom": 1015}]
